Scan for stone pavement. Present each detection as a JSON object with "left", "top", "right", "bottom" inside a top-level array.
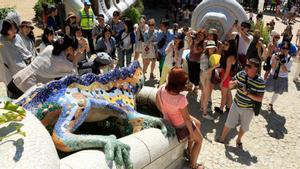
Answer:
[
  {"left": 1, "top": 1, "right": 300, "bottom": 168},
  {"left": 142, "top": 11, "right": 300, "bottom": 169}
]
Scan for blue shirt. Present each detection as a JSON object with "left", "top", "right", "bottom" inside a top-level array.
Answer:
[
  {"left": 278, "top": 42, "right": 298, "bottom": 56},
  {"left": 156, "top": 30, "right": 174, "bottom": 56}
]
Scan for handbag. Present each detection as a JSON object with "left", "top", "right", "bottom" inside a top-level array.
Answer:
[{"left": 157, "top": 35, "right": 167, "bottom": 49}]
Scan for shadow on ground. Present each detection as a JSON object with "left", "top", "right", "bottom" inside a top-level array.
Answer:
[
  {"left": 144, "top": 79, "right": 159, "bottom": 87},
  {"left": 260, "top": 110, "right": 287, "bottom": 139},
  {"left": 293, "top": 80, "right": 300, "bottom": 91},
  {"left": 224, "top": 145, "right": 258, "bottom": 166},
  {"left": 186, "top": 92, "right": 238, "bottom": 143}
]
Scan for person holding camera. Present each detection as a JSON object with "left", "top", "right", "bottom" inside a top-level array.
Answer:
[
  {"left": 75, "top": 27, "right": 90, "bottom": 62},
  {"left": 156, "top": 19, "right": 174, "bottom": 76},
  {"left": 265, "top": 42, "right": 293, "bottom": 111},
  {"left": 264, "top": 30, "right": 280, "bottom": 80},
  {"left": 228, "top": 21, "right": 253, "bottom": 69},
  {"left": 218, "top": 58, "right": 265, "bottom": 148},
  {"left": 159, "top": 33, "right": 185, "bottom": 86}
]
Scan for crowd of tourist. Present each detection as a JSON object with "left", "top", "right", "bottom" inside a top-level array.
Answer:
[{"left": 1, "top": 0, "right": 300, "bottom": 168}]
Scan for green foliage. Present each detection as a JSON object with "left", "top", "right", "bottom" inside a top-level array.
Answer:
[
  {"left": 123, "top": 7, "right": 141, "bottom": 24},
  {"left": 251, "top": 19, "right": 269, "bottom": 44},
  {"left": 133, "top": 0, "right": 144, "bottom": 14},
  {"left": 33, "top": 0, "right": 55, "bottom": 21},
  {"left": 0, "top": 101, "right": 26, "bottom": 141},
  {"left": 0, "top": 7, "right": 15, "bottom": 20}
]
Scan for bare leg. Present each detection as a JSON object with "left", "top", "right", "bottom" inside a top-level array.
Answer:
[
  {"left": 142, "top": 59, "right": 150, "bottom": 74},
  {"left": 150, "top": 59, "right": 156, "bottom": 74},
  {"left": 189, "top": 128, "right": 203, "bottom": 168},
  {"left": 226, "top": 90, "right": 233, "bottom": 108},
  {"left": 201, "top": 82, "right": 209, "bottom": 115},
  {"left": 236, "top": 127, "right": 245, "bottom": 144},
  {"left": 134, "top": 51, "right": 140, "bottom": 60},
  {"left": 220, "top": 125, "right": 231, "bottom": 142},
  {"left": 220, "top": 87, "right": 228, "bottom": 110}
]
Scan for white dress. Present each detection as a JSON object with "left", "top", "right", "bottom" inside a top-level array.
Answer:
[
  {"left": 13, "top": 45, "right": 77, "bottom": 92},
  {"left": 142, "top": 29, "right": 157, "bottom": 59}
]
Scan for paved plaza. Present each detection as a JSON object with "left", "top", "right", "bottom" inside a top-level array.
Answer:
[{"left": 1, "top": 1, "right": 300, "bottom": 168}]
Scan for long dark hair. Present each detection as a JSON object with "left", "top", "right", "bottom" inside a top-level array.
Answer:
[
  {"left": 101, "top": 25, "right": 112, "bottom": 39},
  {"left": 124, "top": 18, "right": 134, "bottom": 33},
  {"left": 41, "top": 27, "right": 54, "bottom": 46},
  {"left": 223, "top": 39, "right": 237, "bottom": 57},
  {"left": 0, "top": 19, "right": 18, "bottom": 36}
]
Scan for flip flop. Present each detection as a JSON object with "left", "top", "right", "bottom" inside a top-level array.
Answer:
[
  {"left": 192, "top": 163, "right": 205, "bottom": 169},
  {"left": 216, "top": 138, "right": 228, "bottom": 145}
]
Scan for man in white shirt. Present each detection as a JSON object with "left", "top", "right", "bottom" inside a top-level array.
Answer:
[{"left": 228, "top": 21, "right": 253, "bottom": 68}]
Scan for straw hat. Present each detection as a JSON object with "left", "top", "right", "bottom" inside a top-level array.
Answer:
[
  {"left": 65, "top": 12, "right": 76, "bottom": 21},
  {"left": 19, "top": 20, "right": 34, "bottom": 30},
  {"left": 206, "top": 40, "right": 216, "bottom": 49}
]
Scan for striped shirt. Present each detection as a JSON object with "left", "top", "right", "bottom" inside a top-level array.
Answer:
[{"left": 233, "top": 71, "right": 265, "bottom": 108}]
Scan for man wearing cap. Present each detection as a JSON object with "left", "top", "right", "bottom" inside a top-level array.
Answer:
[
  {"left": 78, "top": 52, "right": 113, "bottom": 75},
  {"left": 79, "top": 0, "right": 95, "bottom": 53},
  {"left": 13, "top": 20, "right": 36, "bottom": 64},
  {"left": 229, "top": 21, "right": 253, "bottom": 68},
  {"left": 92, "top": 14, "right": 106, "bottom": 42}
]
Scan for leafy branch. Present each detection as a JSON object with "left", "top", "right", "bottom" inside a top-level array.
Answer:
[{"left": 0, "top": 101, "right": 26, "bottom": 141}]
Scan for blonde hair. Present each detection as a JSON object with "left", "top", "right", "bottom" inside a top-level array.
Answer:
[{"left": 148, "top": 18, "right": 155, "bottom": 25}]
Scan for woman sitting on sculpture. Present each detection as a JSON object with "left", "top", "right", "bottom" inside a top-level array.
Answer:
[{"left": 156, "top": 67, "right": 204, "bottom": 169}]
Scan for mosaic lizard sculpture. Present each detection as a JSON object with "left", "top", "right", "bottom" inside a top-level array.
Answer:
[{"left": 14, "top": 61, "right": 175, "bottom": 168}]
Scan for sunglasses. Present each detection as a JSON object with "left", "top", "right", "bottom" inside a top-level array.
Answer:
[
  {"left": 245, "top": 63, "right": 257, "bottom": 69},
  {"left": 223, "top": 43, "right": 229, "bottom": 46},
  {"left": 282, "top": 47, "right": 289, "bottom": 50},
  {"left": 149, "top": 24, "right": 155, "bottom": 27}
]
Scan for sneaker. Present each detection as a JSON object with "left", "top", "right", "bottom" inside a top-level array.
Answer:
[
  {"left": 202, "top": 114, "right": 214, "bottom": 120},
  {"left": 214, "top": 107, "right": 224, "bottom": 114}
]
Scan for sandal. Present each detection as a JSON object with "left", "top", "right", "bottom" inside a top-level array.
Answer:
[
  {"left": 191, "top": 163, "right": 205, "bottom": 169},
  {"left": 216, "top": 138, "right": 228, "bottom": 145},
  {"left": 214, "top": 107, "right": 224, "bottom": 114},
  {"left": 236, "top": 142, "right": 243, "bottom": 149},
  {"left": 268, "top": 104, "right": 273, "bottom": 111}
]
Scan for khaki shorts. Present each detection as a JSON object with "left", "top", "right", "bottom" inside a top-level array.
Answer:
[{"left": 225, "top": 102, "right": 254, "bottom": 132}]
